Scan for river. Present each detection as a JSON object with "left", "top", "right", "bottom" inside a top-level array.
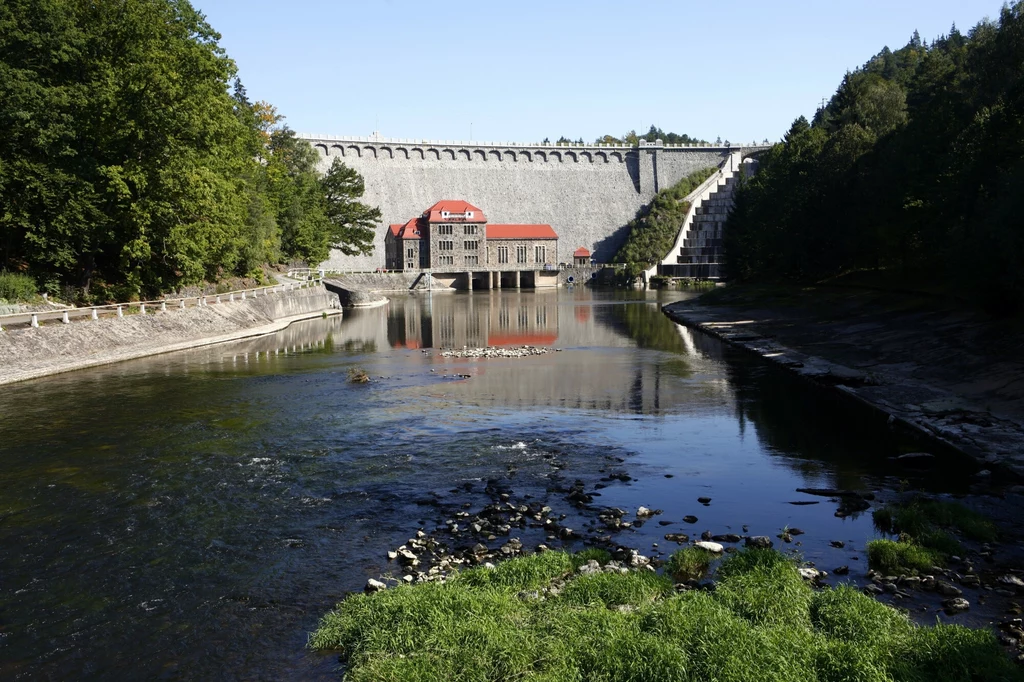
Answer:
[{"left": 0, "top": 288, "right": 984, "bottom": 679}]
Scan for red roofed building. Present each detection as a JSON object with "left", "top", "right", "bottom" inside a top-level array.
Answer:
[
  {"left": 384, "top": 200, "right": 558, "bottom": 272},
  {"left": 572, "top": 247, "right": 592, "bottom": 267}
]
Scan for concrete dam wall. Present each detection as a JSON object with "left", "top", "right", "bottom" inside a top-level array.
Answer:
[{"left": 304, "top": 136, "right": 767, "bottom": 272}]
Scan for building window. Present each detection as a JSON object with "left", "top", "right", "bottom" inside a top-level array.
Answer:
[
  {"left": 438, "top": 240, "right": 453, "bottom": 251},
  {"left": 535, "top": 245, "right": 545, "bottom": 263},
  {"left": 438, "top": 225, "right": 453, "bottom": 235},
  {"left": 465, "top": 255, "right": 478, "bottom": 265},
  {"left": 464, "top": 240, "right": 478, "bottom": 250},
  {"left": 464, "top": 224, "right": 478, "bottom": 235},
  {"left": 497, "top": 246, "right": 509, "bottom": 264},
  {"left": 407, "top": 261, "right": 414, "bottom": 269},
  {"left": 516, "top": 245, "right": 527, "bottom": 263},
  {"left": 438, "top": 255, "right": 453, "bottom": 265},
  {"left": 407, "top": 248, "right": 415, "bottom": 258}
]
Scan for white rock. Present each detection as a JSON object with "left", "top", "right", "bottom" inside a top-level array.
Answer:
[
  {"left": 999, "top": 575, "right": 1024, "bottom": 588},
  {"left": 365, "top": 578, "right": 386, "bottom": 592},
  {"left": 943, "top": 597, "right": 970, "bottom": 614},
  {"left": 798, "top": 567, "right": 827, "bottom": 581},
  {"left": 694, "top": 541, "right": 724, "bottom": 553},
  {"left": 629, "top": 553, "right": 650, "bottom": 567}
]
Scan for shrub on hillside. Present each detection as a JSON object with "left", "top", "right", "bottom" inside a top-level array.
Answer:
[{"left": 0, "top": 272, "right": 38, "bottom": 302}]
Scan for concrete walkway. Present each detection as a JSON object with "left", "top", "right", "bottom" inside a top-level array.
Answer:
[{"left": 663, "top": 287, "right": 1024, "bottom": 477}]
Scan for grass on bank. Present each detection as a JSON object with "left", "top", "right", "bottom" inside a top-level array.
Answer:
[
  {"left": 868, "top": 497, "right": 998, "bottom": 574},
  {"left": 310, "top": 548, "right": 1020, "bottom": 682},
  {"left": 664, "top": 545, "right": 716, "bottom": 582}
]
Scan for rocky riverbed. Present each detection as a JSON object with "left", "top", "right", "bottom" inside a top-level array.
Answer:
[{"left": 353, "top": 447, "right": 1024, "bottom": 662}]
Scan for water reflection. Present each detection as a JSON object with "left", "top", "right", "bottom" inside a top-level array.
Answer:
[{"left": 0, "top": 288, "right": 984, "bottom": 680}]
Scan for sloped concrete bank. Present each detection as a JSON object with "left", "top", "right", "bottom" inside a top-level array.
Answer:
[
  {"left": 0, "top": 285, "right": 340, "bottom": 386},
  {"left": 662, "top": 295, "right": 1024, "bottom": 478}
]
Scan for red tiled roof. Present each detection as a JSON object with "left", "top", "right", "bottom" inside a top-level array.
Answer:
[
  {"left": 424, "top": 200, "right": 486, "bottom": 223},
  {"left": 388, "top": 223, "right": 403, "bottom": 237},
  {"left": 397, "top": 217, "right": 421, "bottom": 239},
  {"left": 573, "top": 247, "right": 591, "bottom": 257},
  {"left": 487, "top": 224, "right": 557, "bottom": 239}
]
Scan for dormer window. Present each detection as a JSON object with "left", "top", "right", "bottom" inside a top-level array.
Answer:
[{"left": 466, "top": 211, "right": 473, "bottom": 218}]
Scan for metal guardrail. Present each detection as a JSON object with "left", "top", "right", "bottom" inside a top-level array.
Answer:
[{"left": 0, "top": 278, "right": 323, "bottom": 331}]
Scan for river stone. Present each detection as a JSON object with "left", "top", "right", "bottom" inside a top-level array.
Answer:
[
  {"left": 697, "top": 497, "right": 712, "bottom": 504},
  {"left": 365, "top": 578, "right": 386, "bottom": 593},
  {"left": 999, "top": 575, "right": 1024, "bottom": 589},
  {"left": 943, "top": 597, "right": 970, "bottom": 614},
  {"left": 936, "top": 580, "right": 963, "bottom": 597},
  {"left": 896, "top": 452, "right": 936, "bottom": 466},
  {"left": 745, "top": 536, "right": 773, "bottom": 549},
  {"left": 664, "top": 533, "right": 690, "bottom": 544},
  {"left": 694, "top": 541, "right": 724, "bottom": 553},
  {"left": 683, "top": 515, "right": 699, "bottom": 524},
  {"left": 712, "top": 534, "right": 742, "bottom": 543},
  {"left": 629, "top": 552, "right": 651, "bottom": 567},
  {"left": 799, "top": 567, "right": 825, "bottom": 581}
]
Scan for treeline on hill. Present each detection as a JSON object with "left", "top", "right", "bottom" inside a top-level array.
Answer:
[
  {"left": 0, "top": 0, "right": 379, "bottom": 303},
  {"left": 727, "top": 4, "right": 1024, "bottom": 312},
  {"left": 613, "top": 167, "right": 718, "bottom": 268},
  {"left": 542, "top": 126, "right": 714, "bottom": 146}
]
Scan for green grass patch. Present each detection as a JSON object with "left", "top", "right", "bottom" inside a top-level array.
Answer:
[
  {"left": 310, "top": 549, "right": 1022, "bottom": 681},
  {"left": 557, "top": 570, "right": 672, "bottom": 608},
  {"left": 872, "top": 497, "right": 997, "bottom": 569},
  {"left": 452, "top": 550, "right": 575, "bottom": 593},
  {"left": 571, "top": 547, "right": 612, "bottom": 568},
  {"left": 866, "top": 539, "right": 943, "bottom": 575},
  {"left": 665, "top": 546, "right": 717, "bottom": 582}
]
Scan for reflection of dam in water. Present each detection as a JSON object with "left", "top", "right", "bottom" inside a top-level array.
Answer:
[{"left": 334, "top": 290, "right": 734, "bottom": 415}]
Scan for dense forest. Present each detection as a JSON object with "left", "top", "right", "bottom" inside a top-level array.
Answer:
[
  {"left": 0, "top": 0, "right": 379, "bottom": 302},
  {"left": 727, "top": 3, "right": 1024, "bottom": 312}
]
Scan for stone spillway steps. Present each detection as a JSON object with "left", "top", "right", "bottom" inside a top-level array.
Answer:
[{"left": 672, "top": 174, "right": 738, "bottom": 279}]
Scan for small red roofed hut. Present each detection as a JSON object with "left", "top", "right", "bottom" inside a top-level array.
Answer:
[{"left": 573, "top": 247, "right": 592, "bottom": 267}]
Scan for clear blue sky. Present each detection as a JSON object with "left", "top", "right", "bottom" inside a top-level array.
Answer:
[{"left": 193, "top": 0, "right": 1004, "bottom": 144}]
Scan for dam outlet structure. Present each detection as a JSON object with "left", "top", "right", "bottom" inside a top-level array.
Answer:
[{"left": 302, "top": 135, "right": 770, "bottom": 272}]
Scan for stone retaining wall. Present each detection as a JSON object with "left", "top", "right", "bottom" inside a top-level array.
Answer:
[{"left": 0, "top": 285, "right": 339, "bottom": 385}]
